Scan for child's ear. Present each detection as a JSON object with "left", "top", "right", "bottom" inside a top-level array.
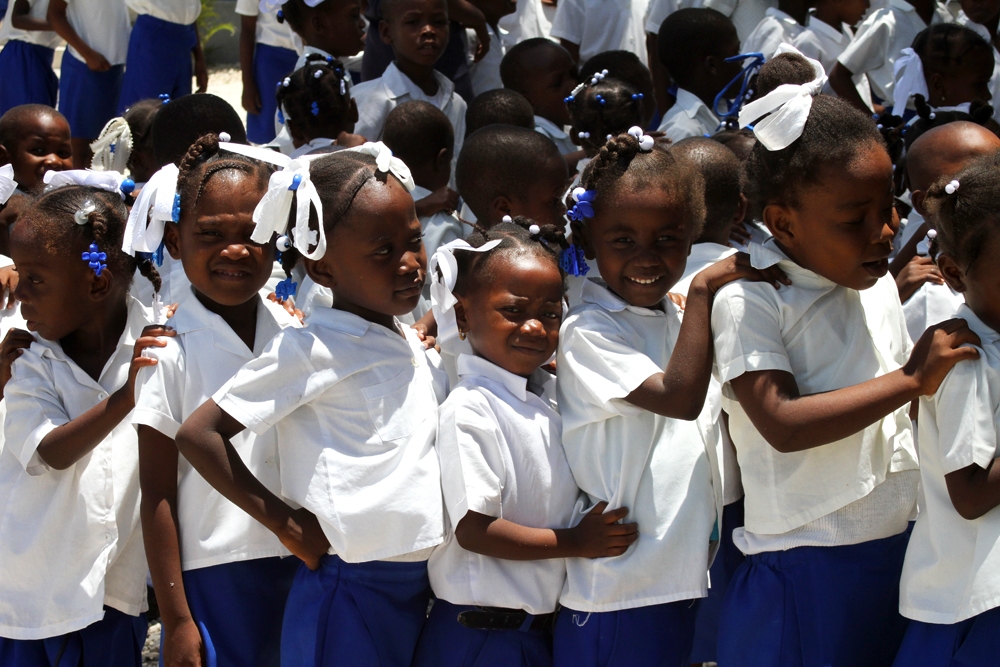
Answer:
[
  {"left": 88, "top": 267, "right": 115, "bottom": 302},
  {"left": 434, "top": 147, "right": 451, "bottom": 173},
  {"left": 911, "top": 189, "right": 927, "bottom": 217},
  {"left": 762, "top": 203, "right": 795, "bottom": 246},
  {"left": 163, "top": 221, "right": 182, "bottom": 260},
  {"left": 927, "top": 72, "right": 947, "bottom": 107},
  {"left": 570, "top": 219, "right": 595, "bottom": 260},
  {"left": 936, "top": 253, "right": 966, "bottom": 293},
  {"left": 733, "top": 193, "right": 749, "bottom": 226},
  {"left": 379, "top": 19, "right": 394, "bottom": 46},
  {"left": 349, "top": 98, "right": 359, "bottom": 125},
  {"left": 0, "top": 145, "right": 8, "bottom": 166},
  {"left": 303, "top": 255, "right": 337, "bottom": 289},
  {"left": 491, "top": 195, "right": 513, "bottom": 220},
  {"left": 454, "top": 297, "right": 470, "bottom": 335}
]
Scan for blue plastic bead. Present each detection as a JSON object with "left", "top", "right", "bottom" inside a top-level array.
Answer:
[
  {"left": 82, "top": 243, "right": 108, "bottom": 276},
  {"left": 288, "top": 174, "right": 303, "bottom": 191},
  {"left": 120, "top": 178, "right": 135, "bottom": 195}
]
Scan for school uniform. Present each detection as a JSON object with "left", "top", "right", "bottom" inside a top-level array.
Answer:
[
  {"left": 0, "top": 0, "right": 61, "bottom": 115},
  {"left": 117, "top": 0, "right": 202, "bottom": 113},
  {"left": 957, "top": 12, "right": 1000, "bottom": 123},
  {"left": 213, "top": 307, "right": 447, "bottom": 667},
  {"left": 411, "top": 185, "right": 466, "bottom": 260},
  {"left": 712, "top": 240, "right": 918, "bottom": 667},
  {"left": 553, "top": 278, "right": 723, "bottom": 667},
  {"left": 0, "top": 297, "right": 152, "bottom": 666},
  {"left": 656, "top": 88, "right": 720, "bottom": 142},
  {"left": 836, "top": 0, "right": 952, "bottom": 104},
  {"left": 792, "top": 15, "right": 874, "bottom": 109},
  {"left": 414, "top": 354, "right": 579, "bottom": 667},
  {"left": 644, "top": 0, "right": 773, "bottom": 44},
  {"left": 742, "top": 7, "right": 805, "bottom": 59},
  {"left": 465, "top": 23, "right": 505, "bottom": 98},
  {"left": 534, "top": 115, "right": 577, "bottom": 156},
  {"left": 550, "top": 0, "right": 650, "bottom": 66},
  {"left": 899, "top": 222, "right": 964, "bottom": 344},
  {"left": 498, "top": 0, "right": 554, "bottom": 50}
]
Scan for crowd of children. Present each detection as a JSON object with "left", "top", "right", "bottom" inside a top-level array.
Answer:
[{"left": 2, "top": 0, "right": 1000, "bottom": 665}]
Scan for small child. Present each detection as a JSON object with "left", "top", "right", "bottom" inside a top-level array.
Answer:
[
  {"left": 383, "top": 100, "right": 464, "bottom": 259},
  {"left": 579, "top": 50, "right": 656, "bottom": 130},
  {"left": 174, "top": 145, "right": 447, "bottom": 667},
  {"left": 550, "top": 0, "right": 650, "bottom": 66},
  {"left": 741, "top": 0, "right": 809, "bottom": 59},
  {"left": 791, "top": 0, "right": 874, "bottom": 105},
  {"left": 464, "top": 88, "right": 535, "bottom": 136},
  {"left": 465, "top": 0, "right": 515, "bottom": 96},
  {"left": 274, "top": 54, "right": 361, "bottom": 157},
  {"left": 150, "top": 94, "right": 248, "bottom": 168},
  {"left": 271, "top": 0, "right": 365, "bottom": 74},
  {"left": 656, "top": 8, "right": 744, "bottom": 142},
  {"left": 237, "top": 0, "right": 300, "bottom": 145},
  {"left": 0, "top": 173, "right": 166, "bottom": 666},
  {"left": 0, "top": 0, "right": 61, "bottom": 116},
  {"left": 0, "top": 104, "right": 72, "bottom": 192},
  {"left": 957, "top": 0, "right": 1000, "bottom": 122},
  {"left": 566, "top": 76, "right": 645, "bottom": 177},
  {"left": 120, "top": 98, "right": 165, "bottom": 184}
]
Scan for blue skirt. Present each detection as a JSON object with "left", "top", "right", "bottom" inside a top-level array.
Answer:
[
  {"left": 118, "top": 14, "right": 196, "bottom": 113},
  {"left": 0, "top": 40, "right": 57, "bottom": 116},
  {"left": 0, "top": 606, "right": 146, "bottom": 667},
  {"left": 247, "top": 43, "right": 298, "bottom": 145},
  {"left": 552, "top": 600, "right": 698, "bottom": 667},
  {"left": 718, "top": 529, "right": 911, "bottom": 667},
  {"left": 412, "top": 599, "right": 552, "bottom": 667},
  {"left": 893, "top": 605, "right": 1000, "bottom": 667},
  {"left": 58, "top": 51, "right": 124, "bottom": 139},
  {"left": 281, "top": 555, "right": 431, "bottom": 667}
]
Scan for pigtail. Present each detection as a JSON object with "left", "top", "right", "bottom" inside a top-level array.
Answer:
[{"left": 137, "top": 257, "right": 163, "bottom": 293}]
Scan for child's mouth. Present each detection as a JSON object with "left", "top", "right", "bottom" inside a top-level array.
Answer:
[
  {"left": 625, "top": 275, "right": 662, "bottom": 286},
  {"left": 861, "top": 258, "right": 889, "bottom": 276}
]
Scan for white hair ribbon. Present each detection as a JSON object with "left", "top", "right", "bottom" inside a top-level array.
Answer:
[
  {"left": 343, "top": 141, "right": 416, "bottom": 192},
  {"left": 89, "top": 118, "right": 132, "bottom": 173},
  {"left": 43, "top": 169, "right": 133, "bottom": 199},
  {"left": 430, "top": 239, "right": 503, "bottom": 345},
  {"left": 219, "top": 142, "right": 292, "bottom": 168},
  {"left": 259, "top": 0, "right": 322, "bottom": 11},
  {"left": 251, "top": 158, "right": 326, "bottom": 261},
  {"left": 122, "top": 164, "right": 178, "bottom": 255},
  {"left": 892, "top": 48, "right": 928, "bottom": 118},
  {"left": 0, "top": 164, "right": 16, "bottom": 206}
]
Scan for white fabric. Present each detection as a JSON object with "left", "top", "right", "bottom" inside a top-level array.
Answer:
[
  {"left": 891, "top": 47, "right": 928, "bottom": 116},
  {"left": 557, "top": 279, "right": 722, "bottom": 612},
  {"left": 122, "top": 164, "right": 178, "bottom": 255},
  {"left": 0, "top": 164, "right": 16, "bottom": 206},
  {"left": 90, "top": 119, "right": 132, "bottom": 174},
  {"left": 125, "top": 0, "right": 201, "bottom": 26},
  {"left": 132, "top": 289, "right": 299, "bottom": 570},
  {"left": 0, "top": 297, "right": 151, "bottom": 639},
  {"left": 411, "top": 185, "right": 466, "bottom": 260},
  {"left": 900, "top": 306, "right": 1000, "bottom": 624},
  {"left": 429, "top": 238, "right": 503, "bottom": 348},
  {"left": 498, "top": 0, "right": 554, "bottom": 50},
  {"left": 534, "top": 115, "right": 577, "bottom": 156},
  {"left": 0, "top": 0, "right": 61, "bottom": 48},
  {"left": 712, "top": 240, "right": 918, "bottom": 536},
  {"left": 958, "top": 12, "right": 1000, "bottom": 123},
  {"left": 550, "top": 0, "right": 649, "bottom": 66},
  {"left": 644, "top": 0, "right": 702, "bottom": 35},
  {"left": 43, "top": 169, "right": 130, "bottom": 198},
  {"left": 466, "top": 24, "right": 505, "bottom": 97},
  {"left": 62, "top": 0, "right": 131, "bottom": 65},
  {"left": 742, "top": 7, "right": 805, "bottom": 59},
  {"left": 289, "top": 137, "right": 336, "bottom": 158},
  {"left": 214, "top": 308, "right": 448, "bottom": 563},
  {"left": 429, "top": 355, "right": 579, "bottom": 614},
  {"left": 643, "top": 0, "right": 772, "bottom": 41},
  {"left": 235, "top": 0, "right": 302, "bottom": 52},
  {"left": 903, "top": 282, "right": 965, "bottom": 345},
  {"left": 656, "top": 88, "right": 719, "bottom": 142},
  {"left": 792, "top": 16, "right": 874, "bottom": 109},
  {"left": 251, "top": 158, "right": 326, "bottom": 260}
]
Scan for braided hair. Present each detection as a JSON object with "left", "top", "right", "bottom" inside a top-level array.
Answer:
[
  {"left": 567, "top": 78, "right": 645, "bottom": 155},
  {"left": 275, "top": 54, "right": 354, "bottom": 145}
]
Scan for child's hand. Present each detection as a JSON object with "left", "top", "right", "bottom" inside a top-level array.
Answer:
[
  {"left": 693, "top": 252, "right": 791, "bottom": 295},
  {"left": 904, "top": 318, "right": 981, "bottom": 396},
  {"left": 279, "top": 507, "right": 330, "bottom": 570},
  {"left": 569, "top": 502, "right": 639, "bottom": 558},
  {"left": 267, "top": 292, "right": 305, "bottom": 324},
  {"left": 125, "top": 325, "right": 175, "bottom": 403},
  {"left": 161, "top": 619, "right": 205, "bottom": 667},
  {"left": 0, "top": 265, "right": 18, "bottom": 309},
  {"left": 414, "top": 187, "right": 459, "bottom": 217},
  {"left": 83, "top": 49, "right": 112, "bottom": 72},
  {"left": 895, "top": 256, "right": 944, "bottom": 304},
  {"left": 667, "top": 292, "right": 686, "bottom": 311},
  {"left": 0, "top": 328, "right": 33, "bottom": 394},
  {"left": 729, "top": 221, "right": 752, "bottom": 247},
  {"left": 242, "top": 78, "right": 262, "bottom": 115}
]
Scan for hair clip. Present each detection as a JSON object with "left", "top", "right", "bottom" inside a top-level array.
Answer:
[
  {"left": 559, "top": 244, "right": 590, "bottom": 276},
  {"left": 567, "top": 189, "right": 596, "bottom": 221},
  {"left": 289, "top": 174, "right": 303, "bottom": 191},
  {"left": 528, "top": 224, "right": 541, "bottom": 237},
  {"left": 311, "top": 101, "right": 320, "bottom": 116},
  {"left": 502, "top": 215, "right": 513, "bottom": 224},
  {"left": 75, "top": 199, "right": 97, "bottom": 225},
  {"left": 275, "top": 276, "right": 298, "bottom": 300},
  {"left": 276, "top": 235, "right": 292, "bottom": 252},
  {"left": 578, "top": 131, "right": 590, "bottom": 139},
  {"left": 631, "top": 93, "right": 644, "bottom": 100},
  {"left": 172, "top": 193, "right": 181, "bottom": 222},
  {"left": 219, "top": 132, "right": 231, "bottom": 143},
  {"left": 159, "top": 94, "right": 170, "bottom": 104},
  {"left": 82, "top": 243, "right": 107, "bottom": 276},
  {"left": 589, "top": 69, "right": 609, "bottom": 86},
  {"left": 945, "top": 179, "right": 960, "bottom": 194}
]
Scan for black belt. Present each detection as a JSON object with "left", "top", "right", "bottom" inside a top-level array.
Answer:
[{"left": 456, "top": 606, "right": 557, "bottom": 632}]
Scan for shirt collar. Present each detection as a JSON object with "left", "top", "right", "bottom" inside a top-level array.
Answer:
[
  {"left": 807, "top": 15, "right": 847, "bottom": 42},
  {"left": 674, "top": 88, "right": 716, "bottom": 121},
  {"left": 457, "top": 353, "right": 531, "bottom": 402},
  {"left": 750, "top": 238, "right": 838, "bottom": 289},
  {"left": 169, "top": 287, "right": 294, "bottom": 355},
  {"left": 689, "top": 242, "right": 736, "bottom": 264},
  {"left": 890, "top": 0, "right": 916, "bottom": 12},
  {"left": 382, "top": 61, "right": 454, "bottom": 104},
  {"left": 579, "top": 278, "right": 678, "bottom": 317},
  {"left": 958, "top": 12, "right": 992, "bottom": 40},
  {"left": 765, "top": 7, "right": 798, "bottom": 23},
  {"left": 534, "top": 115, "right": 569, "bottom": 140},
  {"left": 956, "top": 303, "right": 1000, "bottom": 347}
]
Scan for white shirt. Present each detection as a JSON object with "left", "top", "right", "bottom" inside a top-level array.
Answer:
[
  {"left": 466, "top": 24, "right": 505, "bottom": 97},
  {"left": 132, "top": 288, "right": 299, "bottom": 570},
  {"left": 0, "top": 0, "right": 61, "bottom": 49},
  {"left": 534, "top": 115, "right": 577, "bottom": 156},
  {"left": 498, "top": 0, "right": 554, "bottom": 50},
  {"left": 557, "top": 279, "right": 722, "bottom": 612},
  {"left": 837, "top": 0, "right": 952, "bottom": 103},
  {"left": 656, "top": 88, "right": 720, "bottom": 142},
  {"left": 412, "top": 185, "right": 466, "bottom": 260},
  {"left": 901, "top": 306, "right": 1000, "bottom": 624},
  {"left": 62, "top": 0, "right": 131, "bottom": 65},
  {"left": 793, "top": 16, "right": 874, "bottom": 109},
  {"left": 550, "top": 0, "right": 650, "bottom": 66},
  {"left": 125, "top": 0, "right": 201, "bottom": 26},
  {"left": 957, "top": 12, "right": 1000, "bottom": 123},
  {"left": 429, "top": 355, "right": 579, "bottom": 614},
  {"left": 742, "top": 7, "right": 805, "bottom": 59},
  {"left": 235, "top": 0, "right": 302, "bottom": 53},
  {"left": 215, "top": 307, "right": 448, "bottom": 563},
  {"left": 712, "top": 241, "right": 918, "bottom": 538},
  {"left": 644, "top": 0, "right": 773, "bottom": 43},
  {"left": 0, "top": 297, "right": 151, "bottom": 639}
]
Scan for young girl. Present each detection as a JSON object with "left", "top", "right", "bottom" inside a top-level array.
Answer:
[
  {"left": 414, "top": 217, "right": 638, "bottom": 667},
  {"left": 174, "top": 143, "right": 447, "bottom": 667},
  {"left": 893, "top": 152, "right": 1000, "bottom": 666},
  {"left": 0, "top": 172, "right": 167, "bottom": 666},
  {"left": 714, "top": 92, "right": 980, "bottom": 665},
  {"left": 130, "top": 135, "right": 301, "bottom": 667},
  {"left": 565, "top": 73, "right": 644, "bottom": 184},
  {"left": 554, "top": 129, "right": 788, "bottom": 667}
]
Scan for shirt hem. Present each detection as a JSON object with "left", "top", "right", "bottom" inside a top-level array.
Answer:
[
  {"left": 331, "top": 534, "right": 445, "bottom": 564},
  {"left": 181, "top": 547, "right": 292, "bottom": 571},
  {"left": 0, "top": 610, "right": 105, "bottom": 641},
  {"left": 559, "top": 587, "right": 708, "bottom": 613},
  {"left": 900, "top": 597, "right": 1000, "bottom": 626},
  {"left": 103, "top": 594, "right": 147, "bottom": 617}
]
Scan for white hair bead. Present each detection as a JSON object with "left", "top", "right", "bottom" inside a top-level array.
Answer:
[
  {"left": 314, "top": 70, "right": 323, "bottom": 79},
  {"left": 282, "top": 77, "right": 291, "bottom": 87},
  {"left": 945, "top": 179, "right": 960, "bottom": 195},
  {"left": 74, "top": 199, "right": 97, "bottom": 225},
  {"left": 528, "top": 224, "right": 540, "bottom": 235},
  {"left": 578, "top": 131, "right": 590, "bottom": 139},
  {"left": 929, "top": 112, "right": 936, "bottom": 120},
  {"left": 219, "top": 132, "right": 231, "bottom": 143},
  {"left": 627, "top": 126, "right": 644, "bottom": 140},
  {"left": 638, "top": 135, "right": 655, "bottom": 152},
  {"left": 927, "top": 228, "right": 938, "bottom": 240},
  {"left": 502, "top": 215, "right": 513, "bottom": 224},
  {"left": 571, "top": 187, "right": 586, "bottom": 202}
]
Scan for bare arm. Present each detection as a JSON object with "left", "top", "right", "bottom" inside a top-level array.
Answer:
[
  {"left": 889, "top": 220, "right": 929, "bottom": 277},
  {"left": 446, "top": 0, "right": 489, "bottom": 62},
  {"left": 239, "top": 15, "right": 261, "bottom": 114},
  {"left": 829, "top": 63, "right": 872, "bottom": 113},
  {"left": 11, "top": 0, "right": 50, "bottom": 31},
  {"left": 192, "top": 25, "right": 208, "bottom": 93},
  {"left": 946, "top": 461, "right": 1000, "bottom": 521},
  {"left": 47, "top": 0, "right": 110, "bottom": 70}
]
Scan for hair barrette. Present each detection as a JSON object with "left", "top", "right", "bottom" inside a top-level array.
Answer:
[
  {"left": 567, "top": 188, "right": 596, "bottom": 221},
  {"left": 945, "top": 179, "right": 960, "bottom": 194},
  {"left": 311, "top": 101, "right": 320, "bottom": 116},
  {"left": 275, "top": 276, "right": 298, "bottom": 300},
  {"left": 75, "top": 199, "right": 97, "bottom": 225},
  {"left": 559, "top": 244, "right": 590, "bottom": 277},
  {"left": 219, "top": 132, "right": 231, "bottom": 143},
  {"left": 90, "top": 118, "right": 133, "bottom": 174},
  {"left": 82, "top": 243, "right": 107, "bottom": 276}
]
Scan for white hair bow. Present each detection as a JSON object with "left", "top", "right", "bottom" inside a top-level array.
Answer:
[
  {"left": 430, "top": 239, "right": 503, "bottom": 344},
  {"left": 344, "top": 141, "right": 416, "bottom": 192},
  {"left": 891, "top": 48, "right": 929, "bottom": 118},
  {"left": 44, "top": 169, "right": 134, "bottom": 198},
  {"left": 122, "top": 164, "right": 178, "bottom": 255},
  {"left": 259, "top": 0, "right": 322, "bottom": 11},
  {"left": 738, "top": 44, "right": 827, "bottom": 151},
  {"left": 219, "top": 142, "right": 291, "bottom": 168},
  {"left": 251, "top": 158, "right": 326, "bottom": 260},
  {"left": 0, "top": 164, "right": 16, "bottom": 206},
  {"left": 89, "top": 118, "right": 132, "bottom": 174}
]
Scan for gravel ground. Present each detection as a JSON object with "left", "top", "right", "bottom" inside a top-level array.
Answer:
[{"left": 143, "top": 622, "right": 160, "bottom": 666}]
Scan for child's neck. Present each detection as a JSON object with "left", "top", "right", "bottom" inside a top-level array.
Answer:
[
  {"left": 394, "top": 58, "right": 439, "bottom": 96},
  {"left": 978, "top": 13, "right": 999, "bottom": 40},
  {"left": 194, "top": 289, "right": 259, "bottom": 351},
  {"left": 909, "top": 0, "right": 936, "bottom": 25},
  {"left": 778, "top": 0, "right": 809, "bottom": 25},
  {"left": 60, "top": 297, "right": 129, "bottom": 382}
]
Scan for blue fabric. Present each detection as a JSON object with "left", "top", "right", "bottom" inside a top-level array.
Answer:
[
  {"left": 689, "top": 497, "right": 746, "bottom": 663},
  {"left": 0, "top": 40, "right": 57, "bottom": 116},
  {"left": 412, "top": 599, "right": 553, "bottom": 667},
  {"left": 552, "top": 600, "right": 698, "bottom": 667},
  {"left": 718, "top": 529, "right": 911, "bottom": 667},
  {"left": 247, "top": 43, "right": 298, "bottom": 144},
  {"left": 58, "top": 51, "right": 124, "bottom": 139},
  {"left": 893, "top": 606, "right": 1000, "bottom": 667},
  {"left": 0, "top": 607, "right": 146, "bottom": 667},
  {"left": 280, "top": 555, "right": 431, "bottom": 667},
  {"left": 118, "top": 14, "right": 197, "bottom": 113}
]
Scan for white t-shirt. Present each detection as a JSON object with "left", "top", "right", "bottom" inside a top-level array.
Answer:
[
  {"left": 132, "top": 288, "right": 299, "bottom": 571},
  {"left": 557, "top": 279, "right": 722, "bottom": 612},
  {"left": 900, "top": 305, "right": 1000, "bottom": 624},
  {"left": 656, "top": 88, "right": 720, "bottom": 142},
  {"left": 957, "top": 12, "right": 1000, "bottom": 123},
  {"left": 498, "top": 0, "right": 554, "bottom": 50},
  {"left": 235, "top": 0, "right": 302, "bottom": 52},
  {"left": 411, "top": 185, "right": 466, "bottom": 261},
  {"left": 62, "top": 0, "right": 131, "bottom": 65},
  {"left": 742, "top": 7, "right": 805, "bottom": 59},
  {"left": 534, "top": 115, "right": 577, "bottom": 156},
  {"left": 644, "top": 0, "right": 773, "bottom": 43},
  {"left": 215, "top": 307, "right": 448, "bottom": 563},
  {"left": 125, "top": 0, "right": 201, "bottom": 26},
  {"left": 550, "top": 0, "right": 650, "bottom": 66},
  {"left": 712, "top": 240, "right": 919, "bottom": 539},
  {"left": 0, "top": 0, "right": 61, "bottom": 49},
  {"left": 792, "top": 16, "right": 874, "bottom": 109},
  {"left": 429, "top": 354, "right": 580, "bottom": 614},
  {"left": 0, "top": 297, "right": 151, "bottom": 639},
  {"left": 466, "top": 23, "right": 505, "bottom": 97}
]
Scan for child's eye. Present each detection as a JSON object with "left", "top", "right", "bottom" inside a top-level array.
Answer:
[
  {"left": 373, "top": 245, "right": 392, "bottom": 256},
  {"left": 501, "top": 306, "right": 521, "bottom": 314},
  {"left": 658, "top": 235, "right": 679, "bottom": 243},
  {"left": 543, "top": 310, "right": 562, "bottom": 320}
]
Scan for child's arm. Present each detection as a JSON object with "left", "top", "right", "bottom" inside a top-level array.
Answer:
[
  {"left": 0, "top": 329, "right": 33, "bottom": 398},
  {"left": 828, "top": 63, "right": 873, "bottom": 113},
  {"left": 946, "top": 463, "right": 1000, "bottom": 521},
  {"left": 239, "top": 15, "right": 261, "bottom": 115},
  {"left": 46, "top": 0, "right": 111, "bottom": 71},
  {"left": 175, "top": 399, "right": 330, "bottom": 569},
  {"left": 10, "top": 0, "right": 50, "bottom": 31},
  {"left": 192, "top": 25, "right": 208, "bottom": 94},
  {"left": 447, "top": 0, "right": 490, "bottom": 62},
  {"left": 625, "top": 253, "right": 790, "bottom": 420}
]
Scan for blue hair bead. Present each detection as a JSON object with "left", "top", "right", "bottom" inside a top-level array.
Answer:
[
  {"left": 311, "top": 101, "right": 320, "bottom": 116},
  {"left": 559, "top": 244, "right": 590, "bottom": 277},
  {"left": 564, "top": 96, "right": 574, "bottom": 104},
  {"left": 120, "top": 178, "right": 135, "bottom": 195},
  {"left": 159, "top": 93, "right": 170, "bottom": 104},
  {"left": 595, "top": 94, "right": 606, "bottom": 105},
  {"left": 82, "top": 243, "right": 108, "bottom": 277},
  {"left": 631, "top": 93, "right": 644, "bottom": 100},
  {"left": 277, "top": 108, "right": 285, "bottom": 125},
  {"left": 276, "top": 9, "right": 283, "bottom": 20},
  {"left": 153, "top": 241, "right": 165, "bottom": 267},
  {"left": 275, "top": 276, "right": 298, "bottom": 300},
  {"left": 110, "top": 143, "right": 116, "bottom": 154},
  {"left": 288, "top": 174, "right": 303, "bottom": 191},
  {"left": 171, "top": 193, "right": 181, "bottom": 223}
]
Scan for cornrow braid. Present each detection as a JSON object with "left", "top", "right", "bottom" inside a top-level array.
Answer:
[{"left": 275, "top": 54, "right": 353, "bottom": 145}]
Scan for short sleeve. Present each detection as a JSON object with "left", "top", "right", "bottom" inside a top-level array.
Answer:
[
  {"left": 660, "top": 113, "right": 705, "bottom": 143},
  {"left": 234, "top": 0, "right": 259, "bottom": 16},
  {"left": 549, "top": 0, "right": 585, "bottom": 44},
  {"left": 712, "top": 283, "right": 792, "bottom": 384},
  {"left": 644, "top": 0, "right": 678, "bottom": 34},
  {"left": 791, "top": 31, "right": 822, "bottom": 64},
  {"left": 702, "top": 0, "right": 738, "bottom": 20},
  {"left": 131, "top": 338, "right": 185, "bottom": 439},
  {"left": 836, "top": 11, "right": 890, "bottom": 75},
  {"left": 932, "top": 355, "right": 997, "bottom": 474},
  {"left": 3, "top": 346, "right": 64, "bottom": 475}
]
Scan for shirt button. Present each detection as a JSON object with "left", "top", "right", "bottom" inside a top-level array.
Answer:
[
  {"left": 98, "top": 392, "right": 108, "bottom": 400},
  {"left": 411, "top": 357, "right": 420, "bottom": 367}
]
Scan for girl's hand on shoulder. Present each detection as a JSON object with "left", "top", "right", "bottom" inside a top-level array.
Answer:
[
  {"left": 693, "top": 252, "right": 790, "bottom": 295},
  {"left": 125, "top": 325, "right": 176, "bottom": 402},
  {"left": 0, "top": 265, "right": 18, "bottom": 309},
  {"left": 894, "top": 256, "right": 944, "bottom": 304},
  {"left": 0, "top": 328, "right": 33, "bottom": 393},
  {"left": 569, "top": 502, "right": 638, "bottom": 558},
  {"left": 162, "top": 618, "right": 205, "bottom": 667},
  {"left": 279, "top": 507, "right": 330, "bottom": 571},
  {"left": 666, "top": 292, "right": 686, "bottom": 311},
  {"left": 904, "top": 318, "right": 981, "bottom": 395}
]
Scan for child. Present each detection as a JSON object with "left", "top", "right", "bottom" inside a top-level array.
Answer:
[
  {"left": 464, "top": 88, "right": 535, "bottom": 136},
  {"left": 465, "top": 0, "right": 515, "bottom": 96},
  {"left": 893, "top": 151, "right": 1000, "bottom": 667},
  {"left": 131, "top": 135, "right": 301, "bottom": 667},
  {"left": 0, "top": 173, "right": 167, "bottom": 666},
  {"left": 150, "top": 94, "right": 248, "bottom": 168},
  {"left": 275, "top": 54, "right": 361, "bottom": 157},
  {"left": 566, "top": 76, "right": 644, "bottom": 179},
  {"left": 383, "top": 100, "right": 464, "bottom": 259},
  {"left": 741, "top": 0, "right": 809, "bottom": 59},
  {"left": 0, "top": 104, "right": 72, "bottom": 192},
  {"left": 413, "top": 217, "right": 638, "bottom": 667},
  {"left": 0, "top": 0, "right": 61, "bottom": 116},
  {"left": 173, "top": 145, "right": 447, "bottom": 667},
  {"left": 120, "top": 98, "right": 165, "bottom": 184},
  {"left": 656, "top": 8, "right": 744, "bottom": 142},
  {"left": 497, "top": 0, "right": 552, "bottom": 49},
  {"left": 274, "top": 0, "right": 366, "bottom": 70},
  {"left": 715, "top": 92, "right": 980, "bottom": 665},
  {"left": 957, "top": 0, "right": 1000, "bottom": 122},
  {"left": 580, "top": 50, "right": 656, "bottom": 131},
  {"left": 791, "top": 0, "right": 875, "bottom": 105},
  {"left": 550, "top": 0, "right": 650, "bottom": 66}
]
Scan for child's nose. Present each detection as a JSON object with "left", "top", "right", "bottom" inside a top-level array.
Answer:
[
  {"left": 221, "top": 243, "right": 250, "bottom": 259},
  {"left": 399, "top": 249, "right": 422, "bottom": 273},
  {"left": 521, "top": 318, "right": 545, "bottom": 336}
]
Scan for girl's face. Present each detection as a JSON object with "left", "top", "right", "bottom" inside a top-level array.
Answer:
[
  {"left": 307, "top": 176, "right": 426, "bottom": 329},
  {"left": 165, "top": 171, "right": 275, "bottom": 309},
  {"left": 939, "top": 224, "right": 1000, "bottom": 334},
  {"left": 456, "top": 252, "right": 564, "bottom": 378},
  {"left": 930, "top": 48, "right": 994, "bottom": 109},
  {"left": 312, "top": 0, "right": 366, "bottom": 57},
  {"left": 764, "top": 142, "right": 897, "bottom": 291}
]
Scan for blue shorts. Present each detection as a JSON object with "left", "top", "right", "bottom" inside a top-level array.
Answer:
[
  {"left": 893, "top": 605, "right": 1000, "bottom": 667},
  {"left": 118, "top": 14, "right": 197, "bottom": 113},
  {"left": 247, "top": 43, "right": 298, "bottom": 145},
  {"left": 413, "top": 599, "right": 553, "bottom": 667},
  {"left": 0, "top": 40, "right": 57, "bottom": 116},
  {"left": 718, "top": 529, "right": 911, "bottom": 667},
  {"left": 552, "top": 600, "right": 698, "bottom": 667},
  {"left": 162, "top": 556, "right": 298, "bottom": 667},
  {"left": 0, "top": 606, "right": 146, "bottom": 667},
  {"left": 58, "top": 51, "right": 124, "bottom": 139},
  {"left": 281, "top": 555, "right": 431, "bottom": 667}
]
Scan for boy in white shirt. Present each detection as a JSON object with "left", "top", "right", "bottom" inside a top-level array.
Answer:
[
  {"left": 956, "top": 0, "right": 1000, "bottom": 122},
  {"left": 550, "top": 0, "right": 650, "bottom": 67},
  {"left": 791, "top": 0, "right": 875, "bottom": 106},
  {"left": 498, "top": 0, "right": 553, "bottom": 48},
  {"left": 465, "top": 0, "right": 514, "bottom": 96},
  {"left": 0, "top": 0, "right": 61, "bottom": 115},
  {"left": 742, "top": 0, "right": 808, "bottom": 58}
]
